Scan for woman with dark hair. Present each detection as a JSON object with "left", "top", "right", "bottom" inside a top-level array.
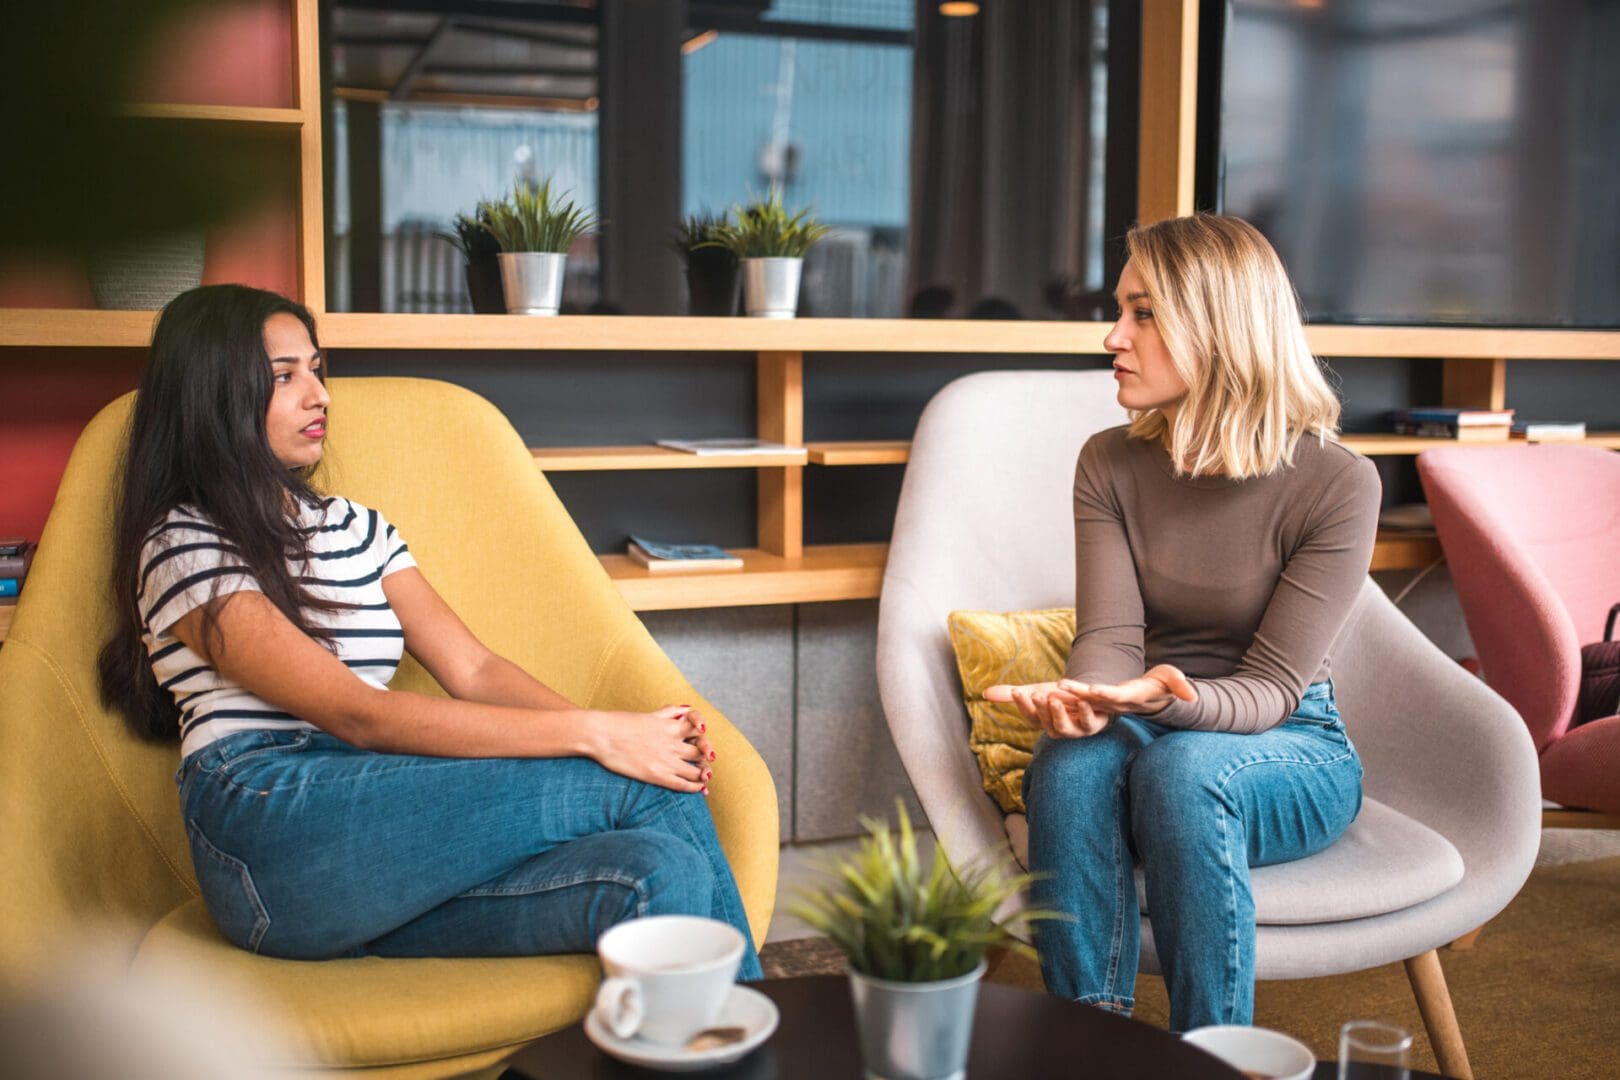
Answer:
[{"left": 99, "top": 284, "right": 761, "bottom": 971}]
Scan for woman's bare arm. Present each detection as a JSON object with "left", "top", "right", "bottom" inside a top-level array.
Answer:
[{"left": 169, "top": 593, "right": 709, "bottom": 791}]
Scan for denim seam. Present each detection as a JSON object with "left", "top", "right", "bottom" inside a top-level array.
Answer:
[
  {"left": 1104, "top": 767, "right": 1132, "bottom": 1001},
  {"left": 460, "top": 869, "right": 647, "bottom": 914},
  {"left": 186, "top": 820, "right": 272, "bottom": 952},
  {"left": 1208, "top": 743, "right": 1359, "bottom": 1021},
  {"left": 1074, "top": 991, "right": 1135, "bottom": 1012}
]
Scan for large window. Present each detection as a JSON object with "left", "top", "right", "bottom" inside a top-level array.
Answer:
[{"left": 324, "top": 0, "right": 1123, "bottom": 319}]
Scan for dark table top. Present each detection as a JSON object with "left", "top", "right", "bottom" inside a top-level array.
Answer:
[{"left": 507, "top": 974, "right": 1248, "bottom": 1079}]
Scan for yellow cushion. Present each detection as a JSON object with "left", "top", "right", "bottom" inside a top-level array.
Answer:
[
  {"left": 134, "top": 901, "right": 599, "bottom": 1074},
  {"left": 946, "top": 607, "right": 1075, "bottom": 813}
]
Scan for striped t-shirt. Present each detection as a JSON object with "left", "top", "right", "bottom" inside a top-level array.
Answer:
[{"left": 138, "top": 496, "right": 417, "bottom": 759}]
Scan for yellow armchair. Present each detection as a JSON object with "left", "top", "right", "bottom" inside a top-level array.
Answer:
[{"left": 0, "top": 377, "right": 779, "bottom": 1077}]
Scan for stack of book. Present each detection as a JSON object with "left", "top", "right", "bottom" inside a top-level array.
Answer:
[
  {"left": 0, "top": 538, "right": 35, "bottom": 636},
  {"left": 1510, "top": 419, "right": 1586, "bottom": 443},
  {"left": 1389, "top": 407, "right": 1514, "bottom": 442},
  {"left": 656, "top": 438, "right": 808, "bottom": 461},
  {"left": 626, "top": 535, "right": 744, "bottom": 574}
]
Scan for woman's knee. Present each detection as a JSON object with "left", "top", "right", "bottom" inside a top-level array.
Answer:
[
  {"left": 1024, "top": 729, "right": 1135, "bottom": 809},
  {"left": 612, "top": 830, "right": 715, "bottom": 919},
  {"left": 1128, "top": 734, "right": 1232, "bottom": 827}
]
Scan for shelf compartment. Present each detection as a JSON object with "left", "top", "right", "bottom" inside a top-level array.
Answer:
[
  {"left": 1371, "top": 530, "right": 1442, "bottom": 572},
  {"left": 532, "top": 445, "right": 808, "bottom": 471},
  {"left": 602, "top": 543, "right": 887, "bottom": 611},
  {"left": 806, "top": 441, "right": 911, "bottom": 466},
  {"left": 122, "top": 104, "right": 306, "bottom": 127}
]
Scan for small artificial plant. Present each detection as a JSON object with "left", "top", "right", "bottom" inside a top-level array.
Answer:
[
  {"left": 706, "top": 187, "right": 829, "bottom": 259},
  {"left": 484, "top": 177, "right": 599, "bottom": 254},
  {"left": 791, "top": 803, "right": 1060, "bottom": 983},
  {"left": 443, "top": 202, "right": 501, "bottom": 264}
]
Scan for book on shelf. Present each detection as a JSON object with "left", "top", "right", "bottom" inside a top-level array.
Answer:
[
  {"left": 655, "top": 438, "right": 808, "bottom": 460},
  {"left": 1389, "top": 408, "right": 1513, "bottom": 442},
  {"left": 0, "top": 578, "right": 20, "bottom": 599},
  {"left": 1511, "top": 420, "right": 1586, "bottom": 442},
  {"left": 626, "top": 535, "right": 744, "bottom": 574},
  {"left": 0, "top": 539, "right": 35, "bottom": 580}
]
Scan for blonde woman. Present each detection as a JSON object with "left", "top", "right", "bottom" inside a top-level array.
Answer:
[{"left": 987, "top": 214, "right": 1380, "bottom": 1031}]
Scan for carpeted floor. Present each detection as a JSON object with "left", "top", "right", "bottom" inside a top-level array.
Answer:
[{"left": 757, "top": 854, "right": 1620, "bottom": 1079}]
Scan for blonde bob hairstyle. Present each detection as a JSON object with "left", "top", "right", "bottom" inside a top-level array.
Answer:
[{"left": 1124, "top": 213, "right": 1340, "bottom": 479}]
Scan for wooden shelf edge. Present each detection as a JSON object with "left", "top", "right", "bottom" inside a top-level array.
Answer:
[
  {"left": 805, "top": 441, "right": 911, "bottom": 466},
  {"left": 0, "top": 309, "right": 156, "bottom": 348},
  {"left": 310, "top": 313, "right": 1620, "bottom": 358},
  {"left": 319, "top": 314, "right": 1113, "bottom": 353},
  {"left": 532, "top": 445, "right": 808, "bottom": 471},
  {"left": 1343, "top": 433, "right": 1620, "bottom": 455},
  {"left": 603, "top": 543, "right": 887, "bottom": 611},
  {"left": 121, "top": 103, "right": 306, "bottom": 127}
]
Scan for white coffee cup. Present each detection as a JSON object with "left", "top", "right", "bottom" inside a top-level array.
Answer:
[
  {"left": 1183, "top": 1025, "right": 1316, "bottom": 1080},
  {"left": 593, "top": 915, "right": 745, "bottom": 1046}
]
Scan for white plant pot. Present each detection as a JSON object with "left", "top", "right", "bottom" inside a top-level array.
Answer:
[
  {"left": 498, "top": 251, "right": 567, "bottom": 315},
  {"left": 847, "top": 960, "right": 986, "bottom": 1080},
  {"left": 741, "top": 257, "right": 803, "bottom": 318}
]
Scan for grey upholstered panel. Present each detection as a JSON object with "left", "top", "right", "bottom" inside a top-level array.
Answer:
[
  {"left": 795, "top": 601, "right": 924, "bottom": 841},
  {"left": 1003, "top": 797, "right": 1464, "bottom": 926},
  {"left": 875, "top": 370, "right": 1542, "bottom": 981}
]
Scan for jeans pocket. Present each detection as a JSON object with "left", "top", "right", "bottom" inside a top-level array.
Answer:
[
  {"left": 186, "top": 820, "right": 273, "bottom": 953},
  {"left": 213, "top": 730, "right": 315, "bottom": 784}
]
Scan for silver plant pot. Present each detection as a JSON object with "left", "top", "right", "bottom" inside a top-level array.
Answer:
[
  {"left": 498, "top": 251, "right": 567, "bottom": 315},
  {"left": 741, "top": 256, "right": 803, "bottom": 318},
  {"left": 87, "top": 229, "right": 206, "bottom": 311},
  {"left": 847, "top": 960, "right": 986, "bottom": 1080}
]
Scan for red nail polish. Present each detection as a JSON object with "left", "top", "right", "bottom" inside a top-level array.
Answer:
[
  {"left": 708, "top": 750, "right": 716, "bottom": 760},
  {"left": 700, "top": 723, "right": 707, "bottom": 732},
  {"left": 703, "top": 770, "right": 712, "bottom": 781}
]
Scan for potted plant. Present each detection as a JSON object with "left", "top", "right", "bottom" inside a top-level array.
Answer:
[
  {"left": 706, "top": 187, "right": 829, "bottom": 318},
  {"left": 444, "top": 204, "right": 504, "bottom": 314},
  {"left": 672, "top": 211, "right": 740, "bottom": 316},
  {"left": 484, "top": 178, "right": 599, "bottom": 316},
  {"left": 792, "top": 804, "right": 1057, "bottom": 1080}
]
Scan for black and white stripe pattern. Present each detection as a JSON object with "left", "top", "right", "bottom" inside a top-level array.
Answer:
[{"left": 138, "top": 497, "right": 416, "bottom": 759}]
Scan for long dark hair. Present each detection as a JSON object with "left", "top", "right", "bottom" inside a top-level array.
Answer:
[{"left": 99, "top": 284, "right": 344, "bottom": 741}]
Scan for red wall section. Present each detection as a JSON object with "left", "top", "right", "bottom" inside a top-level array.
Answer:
[
  {"left": 129, "top": 0, "right": 297, "bottom": 109},
  {"left": 0, "top": 351, "right": 145, "bottom": 540}
]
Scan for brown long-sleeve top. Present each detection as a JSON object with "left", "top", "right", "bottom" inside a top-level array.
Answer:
[{"left": 1065, "top": 425, "right": 1382, "bottom": 734}]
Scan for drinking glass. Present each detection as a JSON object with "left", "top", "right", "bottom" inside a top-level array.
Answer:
[{"left": 1338, "top": 1020, "right": 1412, "bottom": 1080}]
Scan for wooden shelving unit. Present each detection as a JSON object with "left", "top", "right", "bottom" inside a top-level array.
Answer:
[{"left": 3, "top": 0, "right": 1616, "bottom": 625}]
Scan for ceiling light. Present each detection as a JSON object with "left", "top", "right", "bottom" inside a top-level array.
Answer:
[
  {"left": 683, "top": 29, "right": 719, "bottom": 55},
  {"left": 939, "top": 2, "right": 980, "bottom": 15}
]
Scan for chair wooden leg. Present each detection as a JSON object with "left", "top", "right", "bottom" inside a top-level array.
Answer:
[
  {"left": 1404, "top": 949, "right": 1472, "bottom": 1079},
  {"left": 1448, "top": 924, "right": 1486, "bottom": 950}
]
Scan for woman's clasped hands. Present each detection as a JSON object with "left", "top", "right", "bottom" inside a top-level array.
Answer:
[
  {"left": 586, "top": 705, "right": 718, "bottom": 795},
  {"left": 984, "top": 664, "right": 1198, "bottom": 739}
]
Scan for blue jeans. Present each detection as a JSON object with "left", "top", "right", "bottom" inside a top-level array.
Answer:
[
  {"left": 1022, "top": 680, "right": 1362, "bottom": 1031},
  {"left": 176, "top": 729, "right": 762, "bottom": 979}
]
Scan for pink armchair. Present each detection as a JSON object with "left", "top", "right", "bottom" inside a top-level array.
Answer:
[{"left": 1418, "top": 445, "right": 1620, "bottom": 820}]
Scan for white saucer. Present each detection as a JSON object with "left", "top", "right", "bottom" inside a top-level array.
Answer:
[{"left": 583, "top": 984, "right": 779, "bottom": 1072}]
